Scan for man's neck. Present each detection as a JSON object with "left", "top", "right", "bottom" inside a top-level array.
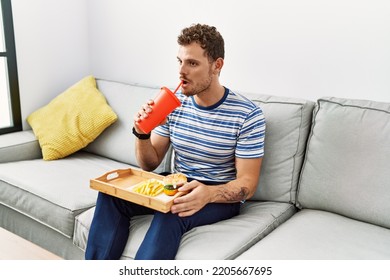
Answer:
[{"left": 193, "top": 83, "right": 225, "bottom": 107}]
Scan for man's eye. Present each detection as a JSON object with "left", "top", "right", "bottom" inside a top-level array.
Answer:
[{"left": 190, "top": 62, "right": 197, "bottom": 67}]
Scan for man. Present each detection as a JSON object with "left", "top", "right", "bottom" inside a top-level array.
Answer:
[{"left": 85, "top": 23, "right": 265, "bottom": 260}]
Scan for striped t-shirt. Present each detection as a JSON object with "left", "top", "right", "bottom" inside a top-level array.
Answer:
[{"left": 154, "top": 87, "right": 265, "bottom": 183}]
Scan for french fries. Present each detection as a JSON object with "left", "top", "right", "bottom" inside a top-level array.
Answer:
[{"left": 132, "top": 179, "right": 164, "bottom": 197}]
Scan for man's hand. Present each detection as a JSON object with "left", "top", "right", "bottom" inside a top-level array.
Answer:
[
  {"left": 134, "top": 99, "right": 167, "bottom": 133},
  {"left": 170, "top": 158, "right": 263, "bottom": 217},
  {"left": 134, "top": 99, "right": 153, "bottom": 122},
  {"left": 170, "top": 181, "right": 211, "bottom": 217}
]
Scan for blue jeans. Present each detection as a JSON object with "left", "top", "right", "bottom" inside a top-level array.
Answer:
[{"left": 85, "top": 191, "right": 240, "bottom": 260}]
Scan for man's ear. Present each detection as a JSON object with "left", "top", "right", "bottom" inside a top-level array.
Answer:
[{"left": 214, "top": 58, "right": 224, "bottom": 75}]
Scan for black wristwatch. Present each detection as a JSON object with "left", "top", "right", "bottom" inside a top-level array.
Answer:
[{"left": 132, "top": 127, "right": 151, "bottom": 140}]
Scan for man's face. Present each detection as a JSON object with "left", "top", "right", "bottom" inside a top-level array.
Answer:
[{"left": 177, "top": 42, "right": 214, "bottom": 97}]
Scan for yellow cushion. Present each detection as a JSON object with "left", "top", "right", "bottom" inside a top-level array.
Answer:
[{"left": 27, "top": 76, "right": 117, "bottom": 160}]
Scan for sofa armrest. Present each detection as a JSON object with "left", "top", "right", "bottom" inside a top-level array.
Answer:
[{"left": 0, "top": 130, "right": 42, "bottom": 163}]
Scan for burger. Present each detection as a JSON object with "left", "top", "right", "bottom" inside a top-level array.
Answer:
[{"left": 163, "top": 173, "right": 187, "bottom": 196}]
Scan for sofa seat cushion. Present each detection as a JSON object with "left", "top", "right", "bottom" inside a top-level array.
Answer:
[
  {"left": 73, "top": 201, "right": 297, "bottom": 259},
  {"left": 236, "top": 209, "right": 390, "bottom": 259},
  {"left": 0, "top": 152, "right": 130, "bottom": 238}
]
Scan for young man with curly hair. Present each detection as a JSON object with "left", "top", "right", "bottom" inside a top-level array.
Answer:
[{"left": 85, "top": 23, "right": 265, "bottom": 260}]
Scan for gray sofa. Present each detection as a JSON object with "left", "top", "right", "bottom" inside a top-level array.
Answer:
[{"left": 1, "top": 78, "right": 389, "bottom": 260}]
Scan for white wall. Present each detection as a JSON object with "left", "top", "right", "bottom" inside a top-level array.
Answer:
[
  {"left": 11, "top": 0, "right": 390, "bottom": 131},
  {"left": 88, "top": 0, "right": 390, "bottom": 102},
  {"left": 12, "top": 0, "right": 90, "bottom": 129}
]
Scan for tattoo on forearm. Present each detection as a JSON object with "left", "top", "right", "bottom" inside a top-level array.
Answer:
[{"left": 218, "top": 186, "right": 250, "bottom": 202}]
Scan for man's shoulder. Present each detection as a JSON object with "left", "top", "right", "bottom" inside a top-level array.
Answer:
[{"left": 226, "top": 88, "right": 262, "bottom": 111}]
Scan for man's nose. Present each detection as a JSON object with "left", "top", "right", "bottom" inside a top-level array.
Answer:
[{"left": 179, "top": 63, "right": 187, "bottom": 75}]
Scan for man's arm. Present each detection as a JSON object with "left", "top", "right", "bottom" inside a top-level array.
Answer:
[
  {"left": 171, "top": 157, "right": 263, "bottom": 217},
  {"left": 211, "top": 157, "right": 262, "bottom": 202},
  {"left": 135, "top": 131, "right": 171, "bottom": 171},
  {"left": 133, "top": 99, "right": 171, "bottom": 171}
]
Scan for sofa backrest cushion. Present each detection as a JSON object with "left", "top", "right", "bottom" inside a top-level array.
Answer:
[
  {"left": 83, "top": 79, "right": 172, "bottom": 173},
  {"left": 297, "top": 97, "right": 390, "bottom": 229},
  {"left": 243, "top": 93, "right": 314, "bottom": 203}
]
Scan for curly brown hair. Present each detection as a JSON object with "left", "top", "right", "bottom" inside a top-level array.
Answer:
[{"left": 177, "top": 24, "right": 224, "bottom": 62}]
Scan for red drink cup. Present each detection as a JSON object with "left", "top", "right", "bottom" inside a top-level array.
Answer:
[{"left": 137, "top": 86, "right": 181, "bottom": 134}]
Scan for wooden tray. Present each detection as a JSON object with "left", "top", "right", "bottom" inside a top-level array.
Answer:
[{"left": 90, "top": 168, "right": 183, "bottom": 213}]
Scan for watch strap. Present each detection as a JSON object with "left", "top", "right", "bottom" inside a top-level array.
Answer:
[{"left": 132, "top": 127, "right": 151, "bottom": 139}]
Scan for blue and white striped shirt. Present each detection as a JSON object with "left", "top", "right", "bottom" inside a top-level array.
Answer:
[{"left": 154, "top": 87, "right": 265, "bottom": 183}]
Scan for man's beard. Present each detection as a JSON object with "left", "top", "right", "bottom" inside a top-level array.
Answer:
[{"left": 182, "top": 69, "right": 213, "bottom": 97}]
